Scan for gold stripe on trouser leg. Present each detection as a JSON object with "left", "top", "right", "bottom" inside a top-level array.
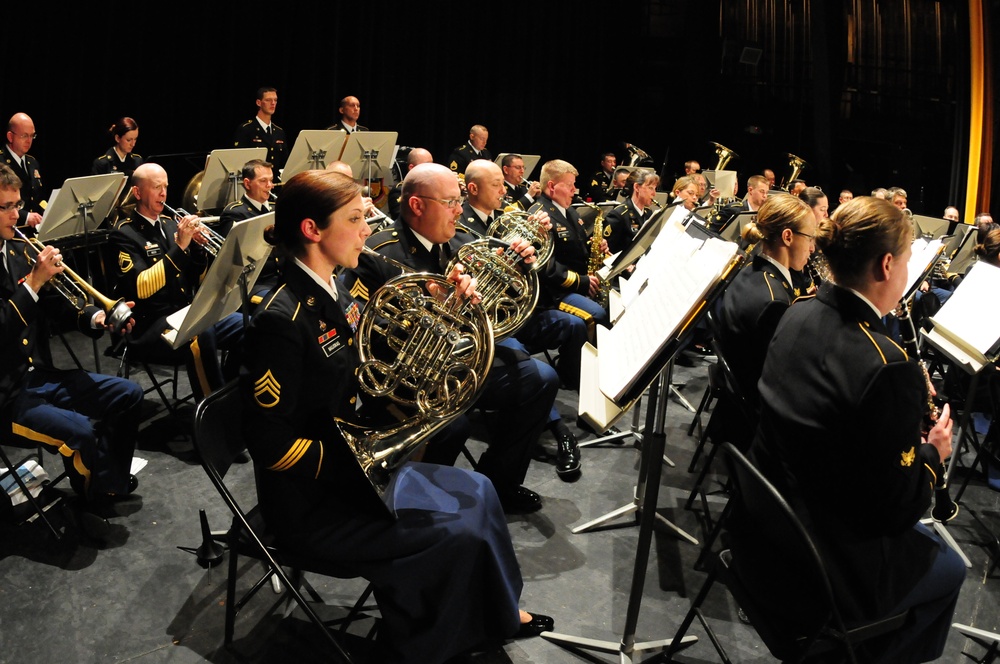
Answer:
[
  {"left": 558, "top": 301, "right": 596, "bottom": 344},
  {"left": 12, "top": 422, "right": 92, "bottom": 492},
  {"left": 189, "top": 336, "right": 212, "bottom": 398}
]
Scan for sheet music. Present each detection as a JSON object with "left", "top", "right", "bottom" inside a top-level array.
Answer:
[
  {"left": 160, "top": 306, "right": 191, "bottom": 346},
  {"left": 926, "top": 261, "right": 1000, "bottom": 365},
  {"left": 904, "top": 237, "right": 944, "bottom": 296},
  {"left": 598, "top": 235, "right": 738, "bottom": 401}
]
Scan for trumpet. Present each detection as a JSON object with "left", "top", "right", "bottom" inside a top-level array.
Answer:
[
  {"left": 162, "top": 204, "right": 224, "bottom": 256},
  {"left": 14, "top": 228, "right": 133, "bottom": 333}
]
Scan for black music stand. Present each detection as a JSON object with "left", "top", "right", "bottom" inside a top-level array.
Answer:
[
  {"left": 949, "top": 225, "right": 980, "bottom": 276},
  {"left": 282, "top": 130, "right": 349, "bottom": 181},
  {"left": 544, "top": 231, "right": 746, "bottom": 661},
  {"left": 161, "top": 213, "right": 274, "bottom": 348},
  {"left": 339, "top": 131, "right": 399, "bottom": 192},
  {"left": 913, "top": 214, "right": 951, "bottom": 240},
  {"left": 195, "top": 148, "right": 267, "bottom": 213}
]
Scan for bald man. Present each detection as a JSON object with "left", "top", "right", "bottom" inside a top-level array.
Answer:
[
  {"left": 327, "top": 96, "right": 368, "bottom": 133},
  {"left": 109, "top": 162, "right": 244, "bottom": 401},
  {"left": 388, "top": 148, "right": 433, "bottom": 219},
  {"left": 447, "top": 125, "right": 492, "bottom": 176},
  {"left": 3, "top": 113, "right": 44, "bottom": 233},
  {"left": 343, "top": 162, "right": 567, "bottom": 508}
]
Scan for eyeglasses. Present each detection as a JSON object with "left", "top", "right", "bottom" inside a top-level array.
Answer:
[
  {"left": 415, "top": 194, "right": 466, "bottom": 209},
  {"left": 9, "top": 132, "right": 36, "bottom": 140},
  {"left": 0, "top": 200, "right": 25, "bottom": 212},
  {"left": 793, "top": 230, "right": 816, "bottom": 241}
]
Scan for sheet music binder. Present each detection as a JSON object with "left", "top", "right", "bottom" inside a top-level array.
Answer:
[
  {"left": 581, "top": 226, "right": 743, "bottom": 416},
  {"left": 902, "top": 237, "right": 946, "bottom": 300},
  {"left": 921, "top": 261, "right": 1000, "bottom": 374}
]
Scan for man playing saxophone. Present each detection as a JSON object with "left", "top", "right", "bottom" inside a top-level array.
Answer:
[{"left": 0, "top": 164, "right": 143, "bottom": 540}]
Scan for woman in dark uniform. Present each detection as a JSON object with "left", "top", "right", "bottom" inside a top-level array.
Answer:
[
  {"left": 716, "top": 193, "right": 815, "bottom": 422},
  {"left": 239, "top": 169, "right": 552, "bottom": 664},
  {"left": 745, "top": 196, "right": 965, "bottom": 662},
  {"left": 91, "top": 117, "right": 142, "bottom": 180}
]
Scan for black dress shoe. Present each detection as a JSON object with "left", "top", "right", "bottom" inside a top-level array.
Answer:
[
  {"left": 691, "top": 344, "right": 716, "bottom": 358},
  {"left": 498, "top": 486, "right": 542, "bottom": 514},
  {"left": 555, "top": 432, "right": 581, "bottom": 480},
  {"left": 515, "top": 612, "right": 554, "bottom": 638},
  {"left": 127, "top": 474, "right": 138, "bottom": 494}
]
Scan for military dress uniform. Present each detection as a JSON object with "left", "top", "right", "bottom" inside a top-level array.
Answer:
[
  {"left": 457, "top": 201, "right": 491, "bottom": 237},
  {"left": 583, "top": 169, "right": 613, "bottom": 203},
  {"left": 0, "top": 238, "right": 142, "bottom": 500},
  {"left": 603, "top": 198, "right": 651, "bottom": 255},
  {"left": 342, "top": 220, "right": 559, "bottom": 508},
  {"left": 91, "top": 148, "right": 143, "bottom": 180},
  {"left": 109, "top": 212, "right": 243, "bottom": 399},
  {"left": 746, "top": 283, "right": 966, "bottom": 662},
  {"left": 233, "top": 119, "right": 288, "bottom": 175},
  {"left": 326, "top": 120, "right": 369, "bottom": 133},
  {"left": 447, "top": 143, "right": 492, "bottom": 176},
  {"left": 2, "top": 150, "right": 44, "bottom": 232},
  {"left": 503, "top": 180, "right": 533, "bottom": 210},
  {"left": 241, "top": 260, "right": 524, "bottom": 663}
]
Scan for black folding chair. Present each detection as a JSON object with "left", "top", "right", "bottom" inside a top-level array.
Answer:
[
  {"left": 665, "top": 442, "right": 910, "bottom": 663},
  {"left": 0, "top": 442, "right": 67, "bottom": 539},
  {"left": 193, "top": 381, "right": 375, "bottom": 662}
]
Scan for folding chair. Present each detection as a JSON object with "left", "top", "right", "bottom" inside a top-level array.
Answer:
[
  {"left": 953, "top": 623, "right": 1000, "bottom": 663},
  {"left": 665, "top": 442, "right": 910, "bottom": 663},
  {"left": 0, "top": 443, "right": 67, "bottom": 539},
  {"left": 112, "top": 335, "right": 194, "bottom": 418},
  {"left": 193, "top": 381, "right": 375, "bottom": 662}
]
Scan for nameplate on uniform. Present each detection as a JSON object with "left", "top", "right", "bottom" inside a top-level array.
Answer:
[
  {"left": 144, "top": 240, "right": 163, "bottom": 258},
  {"left": 319, "top": 328, "right": 344, "bottom": 357}
]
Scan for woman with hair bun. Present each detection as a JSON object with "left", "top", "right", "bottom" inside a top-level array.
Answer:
[{"left": 91, "top": 116, "right": 142, "bottom": 180}]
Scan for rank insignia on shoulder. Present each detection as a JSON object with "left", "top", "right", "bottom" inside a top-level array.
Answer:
[
  {"left": 900, "top": 446, "right": 915, "bottom": 467},
  {"left": 118, "top": 251, "right": 133, "bottom": 273},
  {"left": 603, "top": 225, "right": 612, "bottom": 237},
  {"left": 253, "top": 370, "right": 281, "bottom": 408},
  {"left": 449, "top": 161, "right": 458, "bottom": 171}
]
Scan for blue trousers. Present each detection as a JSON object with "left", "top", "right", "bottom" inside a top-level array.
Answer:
[
  {"left": 5, "top": 367, "right": 143, "bottom": 497},
  {"left": 515, "top": 307, "right": 589, "bottom": 391}
]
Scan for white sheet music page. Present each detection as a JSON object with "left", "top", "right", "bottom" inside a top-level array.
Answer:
[
  {"left": 620, "top": 219, "right": 687, "bottom": 306},
  {"left": 926, "top": 261, "right": 1000, "bottom": 369},
  {"left": 598, "top": 235, "right": 738, "bottom": 402},
  {"left": 904, "top": 237, "right": 944, "bottom": 296}
]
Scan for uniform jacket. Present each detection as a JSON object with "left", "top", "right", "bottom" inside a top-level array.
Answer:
[
  {"left": 234, "top": 119, "right": 288, "bottom": 173},
  {"left": 603, "top": 198, "right": 650, "bottom": 255},
  {"left": 583, "top": 170, "right": 613, "bottom": 203},
  {"left": 447, "top": 143, "right": 492, "bottom": 176},
  {"left": 533, "top": 194, "right": 592, "bottom": 306},
  {"left": 91, "top": 148, "right": 143, "bottom": 180},
  {"left": 2, "top": 150, "right": 44, "bottom": 228}
]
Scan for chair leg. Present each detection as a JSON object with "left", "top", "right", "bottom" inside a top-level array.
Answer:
[
  {"left": 686, "top": 441, "right": 720, "bottom": 511},
  {"left": 225, "top": 539, "right": 239, "bottom": 645},
  {"left": 0, "top": 446, "right": 62, "bottom": 540},
  {"left": 686, "top": 386, "right": 714, "bottom": 439},
  {"left": 663, "top": 560, "right": 730, "bottom": 663}
]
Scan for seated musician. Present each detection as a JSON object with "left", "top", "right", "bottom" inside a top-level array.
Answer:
[
  {"left": 218, "top": 158, "right": 274, "bottom": 237},
  {"left": 604, "top": 171, "right": 658, "bottom": 255},
  {"left": 715, "top": 194, "right": 815, "bottom": 446},
  {"left": 534, "top": 159, "right": 610, "bottom": 338},
  {"left": 91, "top": 116, "right": 143, "bottom": 183},
  {"left": 747, "top": 196, "right": 965, "bottom": 662},
  {"left": 241, "top": 169, "right": 553, "bottom": 664},
  {"left": 108, "top": 163, "right": 243, "bottom": 401},
  {"left": 791, "top": 185, "right": 830, "bottom": 297},
  {"left": 718, "top": 174, "right": 770, "bottom": 231},
  {"left": 388, "top": 147, "right": 433, "bottom": 220},
  {"left": 0, "top": 164, "right": 142, "bottom": 536},
  {"left": 446, "top": 124, "right": 491, "bottom": 177},
  {"left": 460, "top": 158, "right": 583, "bottom": 480},
  {"left": 342, "top": 162, "right": 561, "bottom": 511},
  {"left": 3, "top": 112, "right": 44, "bottom": 235},
  {"left": 500, "top": 153, "right": 540, "bottom": 210},
  {"left": 582, "top": 152, "right": 616, "bottom": 203}
]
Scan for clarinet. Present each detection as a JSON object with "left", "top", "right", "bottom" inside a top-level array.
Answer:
[{"left": 897, "top": 297, "right": 959, "bottom": 522}]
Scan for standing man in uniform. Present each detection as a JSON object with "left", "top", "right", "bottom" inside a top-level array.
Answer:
[
  {"left": 3, "top": 113, "right": 44, "bottom": 234},
  {"left": 447, "top": 125, "right": 491, "bottom": 177},
  {"left": 234, "top": 87, "right": 288, "bottom": 178}
]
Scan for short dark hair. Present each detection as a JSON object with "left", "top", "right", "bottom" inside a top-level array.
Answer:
[
  {"left": 501, "top": 153, "right": 523, "bottom": 168},
  {"left": 242, "top": 158, "right": 273, "bottom": 181},
  {"left": 256, "top": 87, "right": 277, "bottom": 100},
  {"left": 0, "top": 163, "right": 21, "bottom": 190}
]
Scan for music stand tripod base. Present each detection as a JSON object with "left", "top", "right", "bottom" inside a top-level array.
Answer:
[{"left": 540, "top": 631, "right": 698, "bottom": 661}]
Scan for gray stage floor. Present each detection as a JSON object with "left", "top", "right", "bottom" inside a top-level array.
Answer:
[{"left": 2, "top": 336, "right": 1000, "bottom": 664}]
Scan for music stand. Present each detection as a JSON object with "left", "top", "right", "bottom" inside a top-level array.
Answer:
[
  {"left": 913, "top": 214, "right": 950, "bottom": 240},
  {"left": 702, "top": 169, "right": 737, "bottom": 200},
  {"left": 605, "top": 205, "right": 674, "bottom": 281},
  {"left": 340, "top": 131, "right": 399, "bottom": 188},
  {"left": 719, "top": 209, "right": 757, "bottom": 243},
  {"left": 282, "top": 130, "right": 349, "bottom": 180},
  {"left": 493, "top": 152, "right": 541, "bottom": 179},
  {"left": 949, "top": 226, "right": 980, "bottom": 275},
  {"left": 161, "top": 213, "right": 274, "bottom": 348},
  {"left": 945, "top": 223, "right": 973, "bottom": 258},
  {"left": 195, "top": 148, "right": 267, "bottom": 213},
  {"left": 38, "top": 173, "right": 125, "bottom": 244}
]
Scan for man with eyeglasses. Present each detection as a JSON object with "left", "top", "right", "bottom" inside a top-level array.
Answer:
[
  {"left": 0, "top": 164, "right": 143, "bottom": 542},
  {"left": 343, "top": 162, "right": 562, "bottom": 513},
  {"left": 3, "top": 113, "right": 44, "bottom": 235}
]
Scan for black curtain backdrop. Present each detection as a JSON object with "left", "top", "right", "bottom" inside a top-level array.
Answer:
[{"left": 4, "top": 1, "right": 993, "bottom": 216}]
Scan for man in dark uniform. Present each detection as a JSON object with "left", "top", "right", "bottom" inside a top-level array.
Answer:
[
  {"left": 447, "top": 124, "right": 491, "bottom": 177},
  {"left": 501, "top": 153, "right": 540, "bottom": 210},
  {"left": 583, "top": 152, "right": 616, "bottom": 203},
  {"left": 604, "top": 171, "right": 659, "bottom": 254},
  {"left": 326, "top": 95, "right": 368, "bottom": 133},
  {"left": 387, "top": 147, "right": 432, "bottom": 220},
  {"left": 343, "top": 162, "right": 564, "bottom": 509},
  {"left": 233, "top": 87, "right": 288, "bottom": 178},
  {"left": 3, "top": 113, "right": 44, "bottom": 235},
  {"left": 719, "top": 173, "right": 769, "bottom": 232},
  {"left": 218, "top": 159, "right": 274, "bottom": 237},
  {"left": 109, "top": 163, "right": 243, "bottom": 401},
  {"left": 0, "top": 164, "right": 142, "bottom": 534}
]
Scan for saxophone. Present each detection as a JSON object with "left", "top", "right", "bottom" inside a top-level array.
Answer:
[{"left": 584, "top": 201, "right": 610, "bottom": 308}]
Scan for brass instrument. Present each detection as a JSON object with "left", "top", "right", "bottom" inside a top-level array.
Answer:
[
  {"left": 583, "top": 201, "right": 611, "bottom": 309},
  {"left": 624, "top": 143, "right": 652, "bottom": 167},
  {"left": 805, "top": 251, "right": 833, "bottom": 287},
  {"left": 14, "top": 228, "right": 133, "bottom": 333},
  {"left": 337, "top": 263, "right": 495, "bottom": 499},
  {"left": 780, "top": 153, "right": 809, "bottom": 191},
  {"left": 163, "top": 204, "right": 224, "bottom": 256},
  {"left": 710, "top": 141, "right": 740, "bottom": 171},
  {"left": 488, "top": 206, "right": 554, "bottom": 269}
]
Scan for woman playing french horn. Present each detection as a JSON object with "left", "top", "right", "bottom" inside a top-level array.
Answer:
[{"left": 239, "top": 169, "right": 553, "bottom": 664}]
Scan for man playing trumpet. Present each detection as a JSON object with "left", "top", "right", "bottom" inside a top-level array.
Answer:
[
  {"left": 109, "top": 162, "right": 244, "bottom": 401},
  {"left": 0, "top": 164, "right": 143, "bottom": 538}
]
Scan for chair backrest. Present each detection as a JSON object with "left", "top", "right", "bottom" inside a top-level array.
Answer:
[
  {"left": 193, "top": 381, "right": 246, "bottom": 483},
  {"left": 719, "top": 442, "right": 848, "bottom": 659}
]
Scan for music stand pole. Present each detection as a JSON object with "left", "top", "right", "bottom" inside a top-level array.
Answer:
[
  {"left": 543, "top": 363, "right": 699, "bottom": 661},
  {"left": 572, "top": 364, "right": 697, "bottom": 542}
]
